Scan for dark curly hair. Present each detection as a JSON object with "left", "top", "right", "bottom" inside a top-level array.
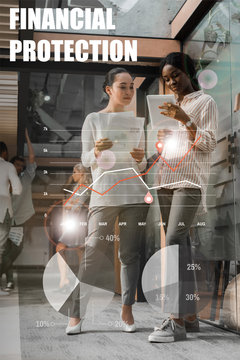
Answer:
[
  {"left": 10, "top": 155, "right": 25, "bottom": 164},
  {"left": 0, "top": 141, "right": 8, "bottom": 156},
  {"left": 159, "top": 52, "right": 200, "bottom": 91}
]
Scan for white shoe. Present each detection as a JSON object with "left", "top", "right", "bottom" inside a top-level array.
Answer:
[
  {"left": 3, "top": 282, "right": 14, "bottom": 292},
  {"left": 0, "top": 289, "right": 10, "bottom": 296},
  {"left": 120, "top": 312, "right": 136, "bottom": 333},
  {"left": 65, "top": 318, "right": 84, "bottom": 335},
  {"left": 149, "top": 318, "right": 186, "bottom": 343}
]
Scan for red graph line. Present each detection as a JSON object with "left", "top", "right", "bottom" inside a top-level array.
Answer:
[
  {"left": 63, "top": 135, "right": 202, "bottom": 206},
  {"left": 159, "top": 135, "right": 201, "bottom": 172}
]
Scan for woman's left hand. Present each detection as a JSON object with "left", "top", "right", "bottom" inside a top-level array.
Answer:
[
  {"left": 130, "top": 148, "right": 144, "bottom": 163},
  {"left": 159, "top": 102, "right": 190, "bottom": 124}
]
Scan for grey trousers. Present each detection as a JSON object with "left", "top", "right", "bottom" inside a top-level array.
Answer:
[
  {"left": 1, "top": 237, "right": 24, "bottom": 282},
  {"left": 70, "top": 204, "right": 149, "bottom": 318},
  {"left": 0, "top": 211, "right": 11, "bottom": 266},
  {"left": 157, "top": 188, "right": 201, "bottom": 317}
]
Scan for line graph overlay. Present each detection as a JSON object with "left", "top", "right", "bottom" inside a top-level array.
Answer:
[{"left": 64, "top": 135, "right": 202, "bottom": 206}]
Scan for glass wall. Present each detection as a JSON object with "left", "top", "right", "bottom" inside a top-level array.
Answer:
[
  {"left": 25, "top": 72, "right": 107, "bottom": 158},
  {"left": 34, "top": 0, "right": 186, "bottom": 38},
  {"left": 184, "top": 0, "right": 240, "bottom": 333},
  {"left": 21, "top": 72, "right": 109, "bottom": 266}
]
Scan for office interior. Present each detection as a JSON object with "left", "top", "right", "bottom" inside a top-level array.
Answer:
[{"left": 0, "top": 0, "right": 240, "bottom": 342}]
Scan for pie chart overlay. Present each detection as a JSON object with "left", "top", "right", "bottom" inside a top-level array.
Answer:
[
  {"left": 142, "top": 245, "right": 213, "bottom": 316},
  {"left": 142, "top": 246, "right": 180, "bottom": 314},
  {"left": 43, "top": 246, "right": 115, "bottom": 319}
]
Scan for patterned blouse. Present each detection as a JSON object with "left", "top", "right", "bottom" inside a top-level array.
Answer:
[{"left": 157, "top": 90, "right": 218, "bottom": 212}]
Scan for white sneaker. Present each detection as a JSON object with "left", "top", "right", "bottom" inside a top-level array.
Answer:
[{"left": 149, "top": 318, "right": 186, "bottom": 343}]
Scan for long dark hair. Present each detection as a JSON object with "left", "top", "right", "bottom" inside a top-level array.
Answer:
[
  {"left": 159, "top": 52, "right": 200, "bottom": 91},
  {"left": 0, "top": 141, "right": 8, "bottom": 156},
  {"left": 102, "top": 67, "right": 133, "bottom": 95}
]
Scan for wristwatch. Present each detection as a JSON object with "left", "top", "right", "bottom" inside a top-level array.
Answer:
[{"left": 185, "top": 119, "right": 193, "bottom": 128}]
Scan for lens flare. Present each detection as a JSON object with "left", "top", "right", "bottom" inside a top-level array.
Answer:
[
  {"left": 198, "top": 69, "right": 218, "bottom": 90},
  {"left": 61, "top": 217, "right": 78, "bottom": 233},
  {"left": 155, "top": 141, "right": 163, "bottom": 152},
  {"left": 97, "top": 150, "right": 116, "bottom": 170},
  {"left": 165, "top": 137, "right": 178, "bottom": 151}
]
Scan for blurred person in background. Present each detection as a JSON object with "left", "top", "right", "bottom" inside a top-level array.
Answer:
[
  {"left": 0, "top": 141, "right": 22, "bottom": 295},
  {"left": 55, "top": 163, "right": 91, "bottom": 291},
  {"left": 1, "top": 129, "right": 36, "bottom": 292}
]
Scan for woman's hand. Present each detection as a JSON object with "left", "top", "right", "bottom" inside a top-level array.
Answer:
[
  {"left": 159, "top": 102, "right": 197, "bottom": 141},
  {"left": 159, "top": 102, "right": 190, "bottom": 124},
  {"left": 130, "top": 148, "right": 144, "bottom": 163},
  {"left": 94, "top": 138, "right": 113, "bottom": 157}
]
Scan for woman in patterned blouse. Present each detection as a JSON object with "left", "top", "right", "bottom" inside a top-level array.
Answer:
[{"left": 148, "top": 52, "right": 218, "bottom": 343}]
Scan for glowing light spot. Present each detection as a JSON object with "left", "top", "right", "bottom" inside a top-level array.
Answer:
[
  {"left": 165, "top": 137, "right": 178, "bottom": 151},
  {"left": 97, "top": 150, "right": 116, "bottom": 170},
  {"left": 61, "top": 218, "right": 78, "bottom": 233},
  {"left": 155, "top": 141, "right": 163, "bottom": 152},
  {"left": 44, "top": 94, "right": 51, "bottom": 102},
  {"left": 144, "top": 192, "right": 153, "bottom": 204},
  {"left": 198, "top": 69, "right": 218, "bottom": 90}
]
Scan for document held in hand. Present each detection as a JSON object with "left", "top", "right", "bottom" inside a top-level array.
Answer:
[{"left": 98, "top": 112, "right": 144, "bottom": 161}]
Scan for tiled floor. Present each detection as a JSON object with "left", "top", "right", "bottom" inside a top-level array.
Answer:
[{"left": 0, "top": 270, "right": 240, "bottom": 360}]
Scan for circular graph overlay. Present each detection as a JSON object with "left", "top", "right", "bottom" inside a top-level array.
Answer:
[
  {"left": 97, "top": 150, "right": 116, "bottom": 170},
  {"left": 198, "top": 69, "right": 218, "bottom": 90},
  {"left": 43, "top": 246, "right": 115, "bottom": 319},
  {"left": 142, "top": 245, "right": 213, "bottom": 316},
  {"left": 142, "top": 246, "right": 180, "bottom": 314}
]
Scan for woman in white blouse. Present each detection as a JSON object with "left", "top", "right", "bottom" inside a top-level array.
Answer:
[
  {"left": 66, "top": 68, "right": 149, "bottom": 335},
  {"left": 148, "top": 52, "right": 218, "bottom": 343}
]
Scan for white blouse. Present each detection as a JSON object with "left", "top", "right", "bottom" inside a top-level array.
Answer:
[
  {"left": 0, "top": 157, "right": 22, "bottom": 222},
  {"left": 81, "top": 112, "right": 147, "bottom": 208}
]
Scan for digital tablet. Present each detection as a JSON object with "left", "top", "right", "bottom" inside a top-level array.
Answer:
[{"left": 147, "top": 94, "right": 178, "bottom": 130}]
